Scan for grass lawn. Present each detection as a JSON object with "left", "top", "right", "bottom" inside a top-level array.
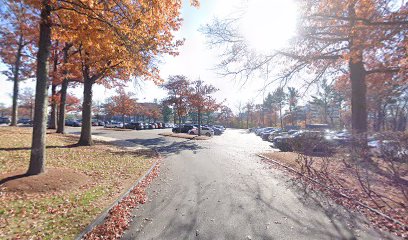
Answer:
[{"left": 0, "top": 127, "right": 156, "bottom": 239}]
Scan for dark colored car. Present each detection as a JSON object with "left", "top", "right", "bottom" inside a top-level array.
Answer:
[
  {"left": 208, "top": 125, "right": 224, "bottom": 135},
  {"left": 212, "top": 127, "right": 223, "bottom": 135},
  {"left": 256, "top": 127, "right": 276, "bottom": 136},
  {"left": 172, "top": 124, "right": 195, "bottom": 133},
  {"left": 261, "top": 129, "right": 281, "bottom": 141},
  {"left": 0, "top": 117, "right": 11, "bottom": 124},
  {"left": 65, "top": 119, "right": 82, "bottom": 127},
  {"left": 125, "top": 122, "right": 144, "bottom": 130},
  {"left": 273, "top": 131, "right": 335, "bottom": 152},
  {"left": 218, "top": 125, "right": 226, "bottom": 131},
  {"left": 18, "top": 118, "right": 32, "bottom": 124}
]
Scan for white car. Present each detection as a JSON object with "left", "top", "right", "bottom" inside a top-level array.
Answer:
[
  {"left": 188, "top": 127, "right": 214, "bottom": 137},
  {"left": 104, "top": 121, "right": 123, "bottom": 128},
  {"left": 368, "top": 140, "right": 408, "bottom": 158}
]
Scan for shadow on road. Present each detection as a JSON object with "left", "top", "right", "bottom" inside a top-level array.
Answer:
[
  {"left": 237, "top": 177, "right": 387, "bottom": 240},
  {"left": 128, "top": 137, "right": 204, "bottom": 156}
]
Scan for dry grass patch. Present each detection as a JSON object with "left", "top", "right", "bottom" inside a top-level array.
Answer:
[
  {"left": 0, "top": 127, "right": 156, "bottom": 239},
  {"left": 159, "top": 132, "right": 210, "bottom": 140}
]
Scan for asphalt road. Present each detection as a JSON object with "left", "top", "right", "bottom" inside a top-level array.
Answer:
[{"left": 67, "top": 127, "right": 394, "bottom": 240}]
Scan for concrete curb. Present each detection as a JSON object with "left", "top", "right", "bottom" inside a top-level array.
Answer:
[
  {"left": 71, "top": 135, "right": 160, "bottom": 239},
  {"left": 75, "top": 156, "right": 161, "bottom": 240}
]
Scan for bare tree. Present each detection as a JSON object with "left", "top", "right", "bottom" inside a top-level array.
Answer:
[{"left": 201, "top": 1, "right": 407, "bottom": 134}]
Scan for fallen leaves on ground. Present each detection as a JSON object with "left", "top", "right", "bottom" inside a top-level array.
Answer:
[
  {"left": 261, "top": 151, "right": 407, "bottom": 238},
  {"left": 0, "top": 127, "right": 156, "bottom": 239},
  {"left": 84, "top": 162, "right": 161, "bottom": 239}
]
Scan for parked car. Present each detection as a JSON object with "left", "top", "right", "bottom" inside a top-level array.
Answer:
[
  {"left": 65, "top": 119, "right": 82, "bottom": 127},
  {"left": 0, "top": 117, "right": 11, "bottom": 124},
  {"left": 18, "top": 118, "right": 32, "bottom": 124},
  {"left": 125, "top": 122, "right": 144, "bottom": 130},
  {"left": 267, "top": 130, "right": 297, "bottom": 142},
  {"left": 261, "top": 129, "right": 281, "bottom": 141},
  {"left": 214, "top": 125, "right": 226, "bottom": 131},
  {"left": 254, "top": 128, "right": 266, "bottom": 135},
  {"left": 188, "top": 127, "right": 214, "bottom": 137},
  {"left": 256, "top": 127, "right": 276, "bottom": 136},
  {"left": 368, "top": 139, "right": 408, "bottom": 159},
  {"left": 208, "top": 125, "right": 225, "bottom": 134},
  {"left": 172, "top": 124, "right": 195, "bottom": 133},
  {"left": 273, "top": 130, "right": 335, "bottom": 152},
  {"left": 333, "top": 130, "right": 352, "bottom": 145},
  {"left": 105, "top": 121, "right": 123, "bottom": 128},
  {"left": 210, "top": 126, "right": 223, "bottom": 135}
]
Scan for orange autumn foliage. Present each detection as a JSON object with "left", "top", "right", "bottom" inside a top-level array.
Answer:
[{"left": 105, "top": 88, "right": 136, "bottom": 117}]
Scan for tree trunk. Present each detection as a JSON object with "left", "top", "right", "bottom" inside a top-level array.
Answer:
[
  {"left": 349, "top": 3, "right": 367, "bottom": 134},
  {"left": 349, "top": 56, "right": 367, "bottom": 133},
  {"left": 374, "top": 103, "right": 383, "bottom": 132},
  {"left": 57, "top": 44, "right": 71, "bottom": 134},
  {"left": 279, "top": 103, "right": 283, "bottom": 129},
  {"left": 27, "top": 2, "right": 52, "bottom": 176},
  {"left": 198, "top": 110, "right": 202, "bottom": 136},
  {"left": 49, "top": 83, "right": 57, "bottom": 129},
  {"left": 246, "top": 112, "right": 249, "bottom": 129},
  {"left": 49, "top": 44, "right": 59, "bottom": 129},
  {"left": 11, "top": 35, "right": 24, "bottom": 126},
  {"left": 78, "top": 79, "right": 94, "bottom": 146},
  {"left": 11, "top": 75, "right": 20, "bottom": 126},
  {"left": 57, "top": 79, "right": 68, "bottom": 133},
  {"left": 179, "top": 115, "right": 182, "bottom": 132}
]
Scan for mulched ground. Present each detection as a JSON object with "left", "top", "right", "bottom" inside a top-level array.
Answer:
[
  {"left": 1, "top": 168, "right": 90, "bottom": 193},
  {"left": 261, "top": 151, "right": 408, "bottom": 238}
]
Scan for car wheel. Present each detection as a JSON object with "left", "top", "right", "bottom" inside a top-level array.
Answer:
[
  {"left": 189, "top": 132, "right": 195, "bottom": 135},
  {"left": 205, "top": 132, "right": 211, "bottom": 137}
]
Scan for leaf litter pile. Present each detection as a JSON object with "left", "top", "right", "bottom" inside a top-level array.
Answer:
[
  {"left": 0, "top": 127, "right": 158, "bottom": 239},
  {"left": 261, "top": 151, "right": 407, "bottom": 238},
  {"left": 84, "top": 162, "right": 160, "bottom": 239}
]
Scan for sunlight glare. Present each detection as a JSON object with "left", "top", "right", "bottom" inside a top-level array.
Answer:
[{"left": 241, "top": 0, "right": 298, "bottom": 52}]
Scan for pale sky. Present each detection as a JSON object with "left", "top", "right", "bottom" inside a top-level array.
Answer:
[{"left": 0, "top": 0, "right": 299, "bottom": 112}]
